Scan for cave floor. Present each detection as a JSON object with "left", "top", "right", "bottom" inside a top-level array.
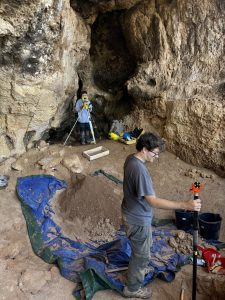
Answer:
[{"left": 0, "top": 139, "right": 224, "bottom": 299}]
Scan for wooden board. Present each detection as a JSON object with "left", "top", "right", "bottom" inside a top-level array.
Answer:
[{"left": 82, "top": 146, "right": 110, "bottom": 161}]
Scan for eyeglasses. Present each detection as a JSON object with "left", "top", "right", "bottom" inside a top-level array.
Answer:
[{"left": 149, "top": 151, "right": 160, "bottom": 157}]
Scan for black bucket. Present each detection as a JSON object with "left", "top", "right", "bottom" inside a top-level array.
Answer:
[
  {"left": 175, "top": 210, "right": 194, "bottom": 231},
  {"left": 198, "top": 213, "right": 222, "bottom": 240}
]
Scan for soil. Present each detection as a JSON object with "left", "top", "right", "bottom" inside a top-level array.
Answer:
[
  {"left": 0, "top": 139, "right": 224, "bottom": 299},
  {"left": 53, "top": 174, "right": 122, "bottom": 245}
]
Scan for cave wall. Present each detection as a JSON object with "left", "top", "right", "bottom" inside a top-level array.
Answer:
[
  {"left": 121, "top": 0, "right": 225, "bottom": 175},
  {"left": 0, "top": 0, "right": 89, "bottom": 157},
  {"left": 0, "top": 0, "right": 224, "bottom": 175},
  {"left": 122, "top": 0, "right": 224, "bottom": 103}
]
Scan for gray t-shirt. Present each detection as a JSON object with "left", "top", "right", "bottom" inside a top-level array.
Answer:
[{"left": 121, "top": 154, "right": 155, "bottom": 226}]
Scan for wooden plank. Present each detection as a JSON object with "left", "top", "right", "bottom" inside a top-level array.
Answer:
[{"left": 83, "top": 146, "right": 109, "bottom": 161}]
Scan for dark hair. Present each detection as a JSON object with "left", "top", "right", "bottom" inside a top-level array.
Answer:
[
  {"left": 81, "top": 90, "right": 87, "bottom": 95},
  {"left": 136, "top": 132, "right": 165, "bottom": 152}
]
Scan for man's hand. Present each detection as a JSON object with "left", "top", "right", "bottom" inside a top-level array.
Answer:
[
  {"left": 185, "top": 199, "right": 201, "bottom": 211},
  {"left": 83, "top": 103, "right": 89, "bottom": 110},
  {"left": 145, "top": 195, "right": 202, "bottom": 211}
]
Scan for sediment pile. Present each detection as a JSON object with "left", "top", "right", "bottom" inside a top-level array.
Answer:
[{"left": 53, "top": 174, "right": 123, "bottom": 245}]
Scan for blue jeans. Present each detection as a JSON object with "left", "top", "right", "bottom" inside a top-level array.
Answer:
[
  {"left": 123, "top": 218, "right": 152, "bottom": 292},
  {"left": 78, "top": 122, "right": 90, "bottom": 143}
]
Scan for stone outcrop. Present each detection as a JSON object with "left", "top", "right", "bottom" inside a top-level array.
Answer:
[
  {"left": 0, "top": 0, "right": 89, "bottom": 156},
  {"left": 121, "top": 0, "right": 225, "bottom": 175},
  {"left": 0, "top": 0, "right": 224, "bottom": 175}
]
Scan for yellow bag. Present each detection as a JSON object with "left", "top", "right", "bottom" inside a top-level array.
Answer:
[{"left": 108, "top": 132, "right": 119, "bottom": 141}]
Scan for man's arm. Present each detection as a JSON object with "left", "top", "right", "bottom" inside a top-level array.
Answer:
[
  {"left": 145, "top": 195, "right": 201, "bottom": 211},
  {"left": 75, "top": 99, "right": 83, "bottom": 112}
]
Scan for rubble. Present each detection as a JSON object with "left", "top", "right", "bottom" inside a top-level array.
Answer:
[{"left": 169, "top": 231, "right": 193, "bottom": 255}]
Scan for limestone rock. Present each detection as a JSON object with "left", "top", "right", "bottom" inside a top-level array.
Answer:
[
  {"left": 70, "top": 0, "right": 142, "bottom": 24},
  {"left": 0, "top": 0, "right": 89, "bottom": 157},
  {"left": 168, "top": 237, "right": 178, "bottom": 249},
  {"left": 38, "top": 155, "right": 62, "bottom": 170},
  {"left": 0, "top": 240, "right": 25, "bottom": 259},
  {"left": 177, "top": 231, "right": 186, "bottom": 240},
  {"left": 37, "top": 140, "right": 49, "bottom": 150},
  {"left": 0, "top": 157, "right": 16, "bottom": 174},
  {"left": 19, "top": 269, "right": 51, "bottom": 294},
  {"left": 11, "top": 158, "right": 29, "bottom": 171},
  {"left": 122, "top": 0, "right": 225, "bottom": 175},
  {"left": 169, "top": 231, "right": 193, "bottom": 255},
  {"left": 62, "top": 154, "right": 83, "bottom": 173},
  {"left": 0, "top": 18, "right": 15, "bottom": 36},
  {"left": 11, "top": 162, "right": 22, "bottom": 171},
  {"left": 124, "top": 97, "right": 224, "bottom": 176},
  {"left": 0, "top": 270, "right": 22, "bottom": 300},
  {"left": 50, "top": 265, "right": 60, "bottom": 279}
]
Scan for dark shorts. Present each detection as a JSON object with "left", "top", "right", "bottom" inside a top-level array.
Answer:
[{"left": 78, "top": 122, "right": 90, "bottom": 131}]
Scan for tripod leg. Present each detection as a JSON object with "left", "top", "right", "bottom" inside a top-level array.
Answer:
[
  {"left": 89, "top": 120, "right": 96, "bottom": 144},
  {"left": 63, "top": 117, "right": 79, "bottom": 146}
]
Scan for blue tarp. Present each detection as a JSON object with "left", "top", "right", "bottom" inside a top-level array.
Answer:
[{"left": 17, "top": 175, "right": 188, "bottom": 299}]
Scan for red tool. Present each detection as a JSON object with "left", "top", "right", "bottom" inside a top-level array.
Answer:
[
  {"left": 190, "top": 182, "right": 202, "bottom": 193},
  {"left": 198, "top": 246, "right": 220, "bottom": 271},
  {"left": 198, "top": 245, "right": 225, "bottom": 274}
]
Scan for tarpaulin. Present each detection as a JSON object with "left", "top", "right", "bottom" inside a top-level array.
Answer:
[{"left": 17, "top": 175, "right": 188, "bottom": 300}]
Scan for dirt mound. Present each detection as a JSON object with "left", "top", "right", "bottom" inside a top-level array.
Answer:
[{"left": 53, "top": 174, "right": 123, "bottom": 244}]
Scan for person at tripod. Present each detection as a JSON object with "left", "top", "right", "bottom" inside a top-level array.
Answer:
[{"left": 75, "top": 91, "right": 93, "bottom": 145}]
